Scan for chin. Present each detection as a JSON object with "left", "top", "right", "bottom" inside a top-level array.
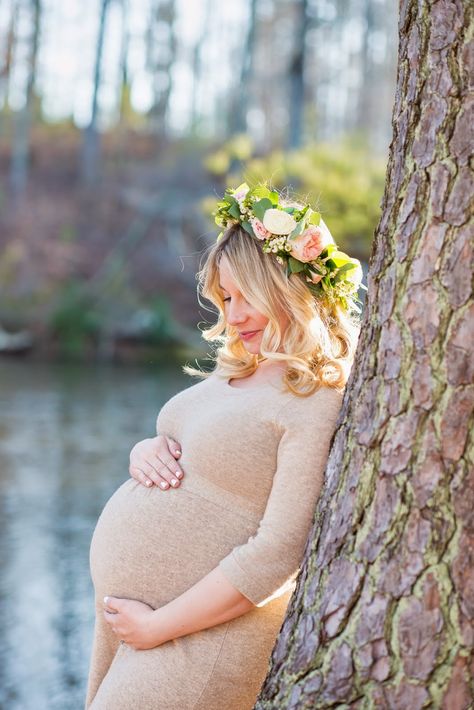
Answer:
[{"left": 243, "top": 340, "right": 262, "bottom": 355}]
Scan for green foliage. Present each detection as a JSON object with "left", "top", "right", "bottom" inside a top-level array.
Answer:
[
  {"left": 49, "top": 281, "right": 101, "bottom": 358},
  {"left": 145, "top": 296, "right": 178, "bottom": 346},
  {"left": 204, "top": 136, "right": 386, "bottom": 259}
]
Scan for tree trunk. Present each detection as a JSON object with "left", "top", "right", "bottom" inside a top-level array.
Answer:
[
  {"left": 146, "top": 0, "right": 177, "bottom": 140},
  {"left": 9, "top": 0, "right": 41, "bottom": 199},
  {"left": 228, "top": 0, "right": 258, "bottom": 136},
  {"left": 0, "top": 0, "right": 18, "bottom": 114},
  {"left": 255, "top": 1, "right": 474, "bottom": 707},
  {"left": 287, "top": 0, "right": 309, "bottom": 149},
  {"left": 81, "top": 0, "right": 110, "bottom": 187}
]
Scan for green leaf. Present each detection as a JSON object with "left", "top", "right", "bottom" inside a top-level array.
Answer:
[
  {"left": 252, "top": 185, "right": 272, "bottom": 200},
  {"left": 333, "top": 262, "right": 358, "bottom": 282},
  {"left": 228, "top": 202, "right": 241, "bottom": 219},
  {"left": 289, "top": 218, "right": 307, "bottom": 240},
  {"left": 241, "top": 220, "right": 255, "bottom": 237},
  {"left": 288, "top": 257, "right": 305, "bottom": 273},
  {"left": 327, "top": 250, "right": 351, "bottom": 267},
  {"left": 253, "top": 198, "right": 273, "bottom": 221},
  {"left": 308, "top": 211, "right": 321, "bottom": 226},
  {"left": 337, "top": 262, "right": 358, "bottom": 275}
]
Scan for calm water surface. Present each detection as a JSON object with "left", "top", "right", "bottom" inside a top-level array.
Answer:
[{"left": 0, "top": 359, "right": 192, "bottom": 710}]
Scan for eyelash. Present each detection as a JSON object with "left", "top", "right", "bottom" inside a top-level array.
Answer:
[{"left": 222, "top": 295, "right": 250, "bottom": 305}]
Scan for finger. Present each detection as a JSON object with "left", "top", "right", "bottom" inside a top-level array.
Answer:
[
  {"left": 144, "top": 457, "right": 181, "bottom": 489},
  {"left": 153, "top": 443, "right": 184, "bottom": 480},
  {"left": 129, "top": 465, "right": 154, "bottom": 488},
  {"left": 165, "top": 436, "right": 182, "bottom": 458}
]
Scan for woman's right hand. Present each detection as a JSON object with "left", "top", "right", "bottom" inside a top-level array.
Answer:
[{"left": 129, "top": 435, "right": 184, "bottom": 490}]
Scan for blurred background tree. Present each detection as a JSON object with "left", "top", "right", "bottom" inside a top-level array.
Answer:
[{"left": 0, "top": 0, "right": 397, "bottom": 362}]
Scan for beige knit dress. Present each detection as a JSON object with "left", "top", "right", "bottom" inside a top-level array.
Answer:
[{"left": 85, "top": 370, "right": 343, "bottom": 709}]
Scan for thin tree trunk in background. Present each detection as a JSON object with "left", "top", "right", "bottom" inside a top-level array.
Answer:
[
  {"left": 81, "top": 0, "right": 110, "bottom": 187},
  {"left": 0, "top": 0, "right": 18, "bottom": 115},
  {"left": 146, "top": 0, "right": 177, "bottom": 140},
  {"left": 354, "top": 0, "right": 375, "bottom": 135},
  {"left": 190, "top": 0, "right": 212, "bottom": 134},
  {"left": 9, "top": 0, "right": 41, "bottom": 199},
  {"left": 118, "top": 0, "right": 130, "bottom": 126},
  {"left": 229, "top": 0, "right": 258, "bottom": 136},
  {"left": 256, "top": 1, "right": 474, "bottom": 706},
  {"left": 287, "top": 0, "right": 308, "bottom": 149}
]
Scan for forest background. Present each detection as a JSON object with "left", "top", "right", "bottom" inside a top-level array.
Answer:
[{"left": 0, "top": 0, "right": 398, "bottom": 363}]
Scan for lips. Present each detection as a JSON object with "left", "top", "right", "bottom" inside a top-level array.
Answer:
[{"left": 239, "top": 330, "right": 260, "bottom": 340}]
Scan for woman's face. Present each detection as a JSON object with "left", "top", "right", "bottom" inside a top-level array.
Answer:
[{"left": 218, "top": 255, "right": 288, "bottom": 355}]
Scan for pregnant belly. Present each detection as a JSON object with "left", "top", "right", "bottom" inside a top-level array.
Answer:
[{"left": 89, "top": 476, "right": 258, "bottom": 609}]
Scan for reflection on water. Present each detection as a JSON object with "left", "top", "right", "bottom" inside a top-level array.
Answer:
[{"left": 0, "top": 360, "right": 191, "bottom": 710}]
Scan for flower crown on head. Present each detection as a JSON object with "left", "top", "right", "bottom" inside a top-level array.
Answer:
[{"left": 213, "top": 182, "right": 367, "bottom": 313}]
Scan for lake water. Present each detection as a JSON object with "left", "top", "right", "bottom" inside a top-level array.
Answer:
[{"left": 0, "top": 359, "right": 192, "bottom": 710}]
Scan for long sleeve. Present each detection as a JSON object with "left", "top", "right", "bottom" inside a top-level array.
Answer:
[{"left": 218, "top": 386, "right": 344, "bottom": 606}]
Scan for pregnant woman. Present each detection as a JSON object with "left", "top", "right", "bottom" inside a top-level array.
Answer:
[{"left": 85, "top": 183, "right": 365, "bottom": 709}]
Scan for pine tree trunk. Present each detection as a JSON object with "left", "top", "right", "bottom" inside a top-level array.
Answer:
[{"left": 255, "top": 1, "right": 474, "bottom": 707}]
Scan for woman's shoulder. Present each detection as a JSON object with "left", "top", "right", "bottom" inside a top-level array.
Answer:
[{"left": 276, "top": 384, "right": 345, "bottom": 427}]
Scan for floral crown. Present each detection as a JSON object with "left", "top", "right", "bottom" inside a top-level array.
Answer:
[{"left": 213, "top": 182, "right": 367, "bottom": 312}]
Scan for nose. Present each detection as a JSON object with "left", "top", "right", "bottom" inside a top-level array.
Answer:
[{"left": 226, "top": 301, "right": 249, "bottom": 327}]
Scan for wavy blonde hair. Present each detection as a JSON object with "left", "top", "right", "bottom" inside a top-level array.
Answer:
[{"left": 183, "top": 221, "right": 362, "bottom": 397}]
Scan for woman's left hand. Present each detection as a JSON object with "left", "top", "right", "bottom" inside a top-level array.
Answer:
[{"left": 103, "top": 596, "right": 161, "bottom": 650}]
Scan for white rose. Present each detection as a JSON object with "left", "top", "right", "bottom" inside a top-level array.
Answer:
[{"left": 262, "top": 208, "right": 297, "bottom": 235}]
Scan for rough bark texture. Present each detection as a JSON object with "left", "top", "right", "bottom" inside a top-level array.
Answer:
[{"left": 255, "top": 1, "right": 474, "bottom": 707}]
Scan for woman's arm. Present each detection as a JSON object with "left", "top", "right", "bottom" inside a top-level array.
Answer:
[
  {"left": 103, "top": 567, "right": 255, "bottom": 649},
  {"left": 151, "top": 566, "right": 255, "bottom": 643}
]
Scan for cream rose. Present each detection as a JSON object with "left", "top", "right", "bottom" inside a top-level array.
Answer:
[
  {"left": 250, "top": 217, "right": 271, "bottom": 240},
  {"left": 262, "top": 208, "right": 297, "bottom": 235},
  {"left": 289, "top": 225, "right": 331, "bottom": 263}
]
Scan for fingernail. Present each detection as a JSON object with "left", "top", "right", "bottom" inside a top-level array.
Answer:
[
  {"left": 104, "top": 596, "right": 109, "bottom": 604},
  {"left": 175, "top": 450, "right": 181, "bottom": 456},
  {"left": 160, "top": 481, "right": 169, "bottom": 489},
  {"left": 171, "top": 478, "right": 179, "bottom": 487},
  {"left": 175, "top": 471, "right": 183, "bottom": 479},
  {"left": 145, "top": 480, "right": 152, "bottom": 487}
]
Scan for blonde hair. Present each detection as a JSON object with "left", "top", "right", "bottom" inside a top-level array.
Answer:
[{"left": 183, "top": 222, "right": 362, "bottom": 397}]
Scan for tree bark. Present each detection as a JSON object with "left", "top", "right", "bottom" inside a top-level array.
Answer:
[{"left": 255, "top": 1, "right": 474, "bottom": 707}]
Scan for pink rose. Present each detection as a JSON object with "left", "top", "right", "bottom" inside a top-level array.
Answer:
[
  {"left": 309, "top": 270, "right": 323, "bottom": 284},
  {"left": 290, "top": 226, "right": 331, "bottom": 262},
  {"left": 250, "top": 217, "right": 271, "bottom": 240}
]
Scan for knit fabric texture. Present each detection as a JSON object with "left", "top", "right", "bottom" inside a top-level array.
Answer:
[{"left": 85, "top": 370, "right": 343, "bottom": 709}]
